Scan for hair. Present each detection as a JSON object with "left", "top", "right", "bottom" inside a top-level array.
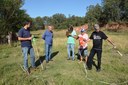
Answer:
[
  {"left": 23, "top": 21, "right": 30, "bottom": 26},
  {"left": 68, "top": 25, "right": 73, "bottom": 33}
]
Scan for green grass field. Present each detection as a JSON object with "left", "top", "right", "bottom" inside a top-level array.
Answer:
[{"left": 0, "top": 30, "right": 128, "bottom": 85}]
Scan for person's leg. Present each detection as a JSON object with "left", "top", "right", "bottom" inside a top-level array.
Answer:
[
  {"left": 45, "top": 43, "right": 49, "bottom": 62},
  {"left": 22, "top": 47, "right": 29, "bottom": 70},
  {"left": 78, "top": 49, "right": 83, "bottom": 62},
  {"left": 87, "top": 48, "right": 96, "bottom": 69},
  {"left": 29, "top": 47, "right": 36, "bottom": 68},
  {"left": 48, "top": 45, "right": 52, "bottom": 60},
  {"left": 67, "top": 44, "right": 71, "bottom": 60},
  {"left": 71, "top": 44, "right": 75, "bottom": 60},
  {"left": 83, "top": 49, "right": 88, "bottom": 64},
  {"left": 96, "top": 50, "right": 102, "bottom": 70}
]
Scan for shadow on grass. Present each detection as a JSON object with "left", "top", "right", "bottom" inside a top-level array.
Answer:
[
  {"left": 35, "top": 51, "right": 59, "bottom": 67},
  {"left": 75, "top": 52, "right": 98, "bottom": 69}
]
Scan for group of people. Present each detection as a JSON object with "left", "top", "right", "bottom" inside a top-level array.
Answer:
[
  {"left": 66, "top": 24, "right": 116, "bottom": 72},
  {"left": 18, "top": 21, "right": 53, "bottom": 74},
  {"left": 18, "top": 21, "right": 116, "bottom": 75}
]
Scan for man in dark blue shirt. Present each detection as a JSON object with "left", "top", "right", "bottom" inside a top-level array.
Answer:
[
  {"left": 42, "top": 25, "right": 53, "bottom": 63},
  {"left": 18, "top": 21, "right": 36, "bottom": 74},
  {"left": 87, "top": 24, "right": 116, "bottom": 72}
]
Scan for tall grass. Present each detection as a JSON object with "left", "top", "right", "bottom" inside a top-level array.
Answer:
[{"left": 0, "top": 30, "right": 128, "bottom": 85}]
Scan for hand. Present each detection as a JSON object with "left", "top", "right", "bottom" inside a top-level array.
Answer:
[
  {"left": 83, "top": 39, "right": 86, "bottom": 42},
  {"left": 113, "top": 45, "right": 116, "bottom": 49},
  {"left": 27, "top": 37, "right": 32, "bottom": 40}
]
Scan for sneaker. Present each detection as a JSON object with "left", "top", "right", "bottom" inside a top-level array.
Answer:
[
  {"left": 46, "top": 61, "right": 49, "bottom": 63},
  {"left": 67, "top": 58, "right": 70, "bottom": 60},
  {"left": 86, "top": 67, "right": 92, "bottom": 70},
  {"left": 49, "top": 59, "right": 53, "bottom": 61},
  {"left": 96, "top": 69, "right": 101, "bottom": 72},
  {"left": 31, "top": 67, "right": 36, "bottom": 71},
  {"left": 72, "top": 59, "right": 75, "bottom": 61},
  {"left": 25, "top": 69, "right": 30, "bottom": 75}
]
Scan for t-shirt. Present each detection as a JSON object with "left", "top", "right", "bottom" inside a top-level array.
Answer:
[
  {"left": 18, "top": 28, "right": 32, "bottom": 47},
  {"left": 90, "top": 31, "right": 108, "bottom": 49},
  {"left": 42, "top": 29, "right": 53, "bottom": 45},
  {"left": 78, "top": 33, "right": 89, "bottom": 49},
  {"left": 67, "top": 30, "right": 76, "bottom": 44}
]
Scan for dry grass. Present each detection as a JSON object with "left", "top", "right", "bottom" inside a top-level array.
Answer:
[{"left": 0, "top": 29, "right": 128, "bottom": 85}]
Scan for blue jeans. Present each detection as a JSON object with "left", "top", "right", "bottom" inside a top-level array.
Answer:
[
  {"left": 22, "top": 47, "right": 35, "bottom": 70},
  {"left": 45, "top": 43, "right": 52, "bottom": 62},
  {"left": 67, "top": 43, "right": 75, "bottom": 60}
]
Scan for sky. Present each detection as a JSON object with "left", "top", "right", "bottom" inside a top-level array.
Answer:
[{"left": 21, "top": 0, "right": 102, "bottom": 18}]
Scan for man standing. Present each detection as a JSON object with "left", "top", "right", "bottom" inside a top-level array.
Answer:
[
  {"left": 18, "top": 21, "right": 36, "bottom": 74},
  {"left": 42, "top": 25, "right": 53, "bottom": 63},
  {"left": 87, "top": 24, "right": 116, "bottom": 72}
]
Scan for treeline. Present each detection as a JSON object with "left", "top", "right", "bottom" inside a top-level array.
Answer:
[
  {"left": 32, "top": 15, "right": 85, "bottom": 30},
  {"left": 0, "top": 0, "right": 128, "bottom": 35},
  {"left": 85, "top": 0, "right": 128, "bottom": 27}
]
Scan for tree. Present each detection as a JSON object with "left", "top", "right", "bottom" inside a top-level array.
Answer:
[
  {"left": 0, "top": 0, "right": 31, "bottom": 35},
  {"left": 51, "top": 13, "right": 66, "bottom": 29},
  {"left": 32, "top": 16, "right": 44, "bottom": 30},
  {"left": 0, "top": 0, "right": 31, "bottom": 43},
  {"left": 85, "top": 4, "right": 102, "bottom": 28}
]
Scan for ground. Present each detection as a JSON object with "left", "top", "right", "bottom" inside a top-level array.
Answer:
[{"left": 0, "top": 30, "right": 128, "bottom": 85}]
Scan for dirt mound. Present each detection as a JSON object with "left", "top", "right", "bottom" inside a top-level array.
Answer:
[
  {"left": 105, "top": 22, "right": 128, "bottom": 31},
  {"left": 74, "top": 24, "right": 88, "bottom": 32}
]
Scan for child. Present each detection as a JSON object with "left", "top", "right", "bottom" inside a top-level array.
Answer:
[{"left": 77, "top": 29, "right": 89, "bottom": 63}]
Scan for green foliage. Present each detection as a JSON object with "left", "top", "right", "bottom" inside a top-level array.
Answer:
[
  {"left": 0, "top": 30, "right": 128, "bottom": 85},
  {"left": 30, "top": 14, "right": 85, "bottom": 29},
  {"left": 0, "top": 0, "right": 31, "bottom": 35},
  {"left": 85, "top": 0, "right": 128, "bottom": 26}
]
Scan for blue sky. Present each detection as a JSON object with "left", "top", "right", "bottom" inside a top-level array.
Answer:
[{"left": 21, "top": 0, "right": 101, "bottom": 18}]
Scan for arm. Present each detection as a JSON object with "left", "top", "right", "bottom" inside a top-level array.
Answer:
[
  {"left": 73, "top": 35, "right": 79, "bottom": 39},
  {"left": 18, "top": 29, "right": 32, "bottom": 41},
  {"left": 42, "top": 31, "right": 46, "bottom": 40},
  {"left": 107, "top": 38, "right": 116, "bottom": 48},
  {"left": 18, "top": 37, "right": 32, "bottom": 41}
]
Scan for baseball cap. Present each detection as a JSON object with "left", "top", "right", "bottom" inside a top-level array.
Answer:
[{"left": 81, "top": 28, "right": 86, "bottom": 32}]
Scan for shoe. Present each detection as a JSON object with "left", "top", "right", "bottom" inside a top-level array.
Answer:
[
  {"left": 25, "top": 69, "right": 30, "bottom": 75},
  {"left": 49, "top": 59, "right": 53, "bottom": 61},
  {"left": 86, "top": 67, "right": 92, "bottom": 70},
  {"left": 96, "top": 69, "right": 101, "bottom": 72},
  {"left": 31, "top": 67, "right": 36, "bottom": 71},
  {"left": 67, "top": 58, "right": 70, "bottom": 60},
  {"left": 46, "top": 61, "right": 49, "bottom": 63}
]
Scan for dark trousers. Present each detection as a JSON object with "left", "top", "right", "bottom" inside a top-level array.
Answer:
[{"left": 87, "top": 48, "right": 102, "bottom": 69}]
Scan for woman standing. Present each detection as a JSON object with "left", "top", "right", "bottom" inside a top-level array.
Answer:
[{"left": 66, "top": 26, "right": 77, "bottom": 61}]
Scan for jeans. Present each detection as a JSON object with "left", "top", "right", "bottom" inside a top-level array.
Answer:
[
  {"left": 45, "top": 43, "right": 52, "bottom": 62},
  {"left": 78, "top": 48, "right": 88, "bottom": 57},
  {"left": 22, "top": 47, "right": 35, "bottom": 70},
  {"left": 87, "top": 48, "right": 102, "bottom": 69},
  {"left": 67, "top": 43, "right": 75, "bottom": 60}
]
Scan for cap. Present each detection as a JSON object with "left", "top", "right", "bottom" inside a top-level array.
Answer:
[{"left": 81, "top": 28, "right": 86, "bottom": 32}]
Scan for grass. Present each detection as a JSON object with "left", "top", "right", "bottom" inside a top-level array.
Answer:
[{"left": 0, "top": 29, "right": 128, "bottom": 85}]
